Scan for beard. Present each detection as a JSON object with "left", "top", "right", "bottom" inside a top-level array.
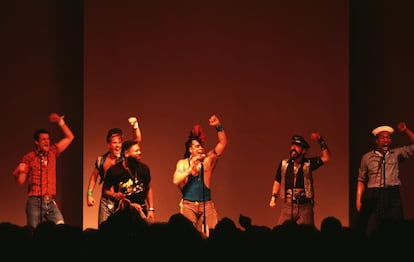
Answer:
[
  {"left": 290, "top": 149, "right": 299, "bottom": 160},
  {"left": 125, "top": 157, "right": 140, "bottom": 172}
]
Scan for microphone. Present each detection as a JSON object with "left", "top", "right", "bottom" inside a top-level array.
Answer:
[
  {"left": 39, "top": 149, "right": 46, "bottom": 166},
  {"left": 39, "top": 147, "right": 48, "bottom": 161},
  {"left": 382, "top": 151, "right": 387, "bottom": 164},
  {"left": 289, "top": 150, "right": 298, "bottom": 162},
  {"left": 190, "top": 154, "right": 206, "bottom": 166}
]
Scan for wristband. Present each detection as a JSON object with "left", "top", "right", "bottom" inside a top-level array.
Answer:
[
  {"left": 87, "top": 189, "right": 93, "bottom": 196},
  {"left": 318, "top": 137, "right": 328, "bottom": 151},
  {"left": 272, "top": 193, "right": 279, "bottom": 199},
  {"left": 215, "top": 124, "right": 223, "bottom": 132},
  {"left": 148, "top": 207, "right": 155, "bottom": 211}
]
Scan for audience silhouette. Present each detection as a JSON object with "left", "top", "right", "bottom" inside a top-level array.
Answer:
[{"left": 1, "top": 212, "right": 413, "bottom": 260}]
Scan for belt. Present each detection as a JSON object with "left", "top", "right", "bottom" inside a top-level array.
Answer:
[
  {"left": 182, "top": 199, "right": 212, "bottom": 205},
  {"left": 367, "top": 185, "right": 400, "bottom": 190},
  {"left": 285, "top": 188, "right": 306, "bottom": 199},
  {"left": 40, "top": 195, "right": 53, "bottom": 201},
  {"left": 285, "top": 197, "right": 313, "bottom": 205}
]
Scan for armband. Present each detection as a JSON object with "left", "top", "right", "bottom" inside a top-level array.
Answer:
[
  {"left": 148, "top": 207, "right": 155, "bottom": 211},
  {"left": 215, "top": 124, "right": 223, "bottom": 132},
  {"left": 87, "top": 189, "right": 93, "bottom": 196}
]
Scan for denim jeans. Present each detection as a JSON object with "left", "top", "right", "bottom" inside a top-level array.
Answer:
[
  {"left": 26, "top": 196, "right": 64, "bottom": 228},
  {"left": 98, "top": 196, "right": 116, "bottom": 226}
]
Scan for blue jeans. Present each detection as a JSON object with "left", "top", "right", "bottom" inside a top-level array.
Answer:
[
  {"left": 26, "top": 196, "right": 64, "bottom": 228},
  {"left": 98, "top": 196, "right": 116, "bottom": 226}
]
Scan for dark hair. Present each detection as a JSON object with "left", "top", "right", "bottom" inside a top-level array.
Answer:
[
  {"left": 183, "top": 124, "right": 206, "bottom": 158},
  {"left": 184, "top": 135, "right": 203, "bottom": 158},
  {"left": 33, "top": 129, "right": 49, "bottom": 141},
  {"left": 106, "top": 128, "right": 123, "bottom": 142},
  {"left": 122, "top": 140, "right": 137, "bottom": 154}
]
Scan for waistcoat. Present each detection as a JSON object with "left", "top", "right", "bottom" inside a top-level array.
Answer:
[{"left": 280, "top": 159, "right": 314, "bottom": 200}]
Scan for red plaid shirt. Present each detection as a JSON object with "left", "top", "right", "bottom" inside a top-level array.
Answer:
[{"left": 18, "top": 145, "right": 60, "bottom": 197}]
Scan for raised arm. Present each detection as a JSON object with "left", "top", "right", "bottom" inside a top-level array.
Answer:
[
  {"left": 49, "top": 113, "right": 75, "bottom": 153},
  {"left": 128, "top": 116, "right": 142, "bottom": 144},
  {"left": 397, "top": 122, "right": 414, "bottom": 143},
  {"left": 310, "top": 132, "right": 331, "bottom": 163},
  {"left": 208, "top": 114, "right": 227, "bottom": 157}
]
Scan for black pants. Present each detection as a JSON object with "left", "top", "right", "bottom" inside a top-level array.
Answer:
[{"left": 355, "top": 186, "right": 403, "bottom": 236}]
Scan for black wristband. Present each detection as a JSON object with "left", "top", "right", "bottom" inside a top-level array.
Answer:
[
  {"left": 215, "top": 124, "right": 223, "bottom": 132},
  {"left": 318, "top": 137, "right": 328, "bottom": 151}
]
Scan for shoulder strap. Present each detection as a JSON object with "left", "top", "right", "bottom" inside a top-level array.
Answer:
[{"left": 97, "top": 152, "right": 110, "bottom": 184}]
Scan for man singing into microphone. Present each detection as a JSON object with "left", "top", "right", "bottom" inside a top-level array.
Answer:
[
  {"left": 269, "top": 133, "right": 331, "bottom": 226},
  {"left": 173, "top": 114, "right": 227, "bottom": 237},
  {"left": 13, "top": 112, "right": 74, "bottom": 228},
  {"left": 355, "top": 122, "right": 414, "bottom": 236}
]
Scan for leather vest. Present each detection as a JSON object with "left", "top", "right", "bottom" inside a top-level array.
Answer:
[{"left": 280, "top": 159, "right": 314, "bottom": 200}]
